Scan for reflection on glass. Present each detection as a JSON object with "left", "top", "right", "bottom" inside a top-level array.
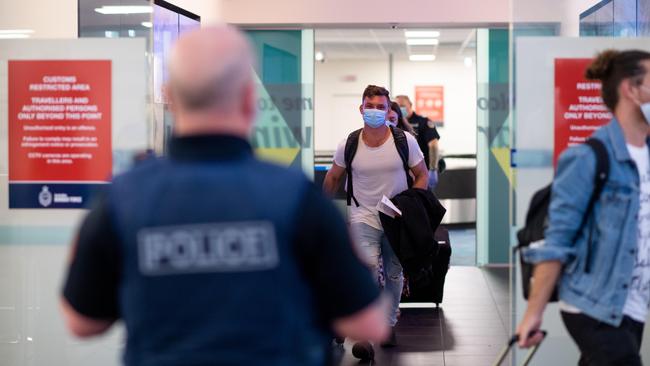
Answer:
[
  {"left": 640, "top": 0, "right": 650, "bottom": 36},
  {"left": 580, "top": 12, "right": 598, "bottom": 36},
  {"left": 595, "top": 0, "right": 615, "bottom": 36},
  {"left": 614, "top": 0, "right": 637, "bottom": 36},
  {"left": 78, "top": 0, "right": 152, "bottom": 39},
  {"left": 245, "top": 30, "right": 314, "bottom": 172},
  {"left": 579, "top": 0, "right": 648, "bottom": 37},
  {"left": 152, "top": 4, "right": 178, "bottom": 104}
]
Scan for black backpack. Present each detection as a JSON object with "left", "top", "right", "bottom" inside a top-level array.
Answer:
[
  {"left": 344, "top": 126, "right": 412, "bottom": 207},
  {"left": 516, "top": 138, "right": 609, "bottom": 302}
]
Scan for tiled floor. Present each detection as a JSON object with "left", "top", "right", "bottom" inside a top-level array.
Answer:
[{"left": 332, "top": 266, "right": 511, "bottom": 366}]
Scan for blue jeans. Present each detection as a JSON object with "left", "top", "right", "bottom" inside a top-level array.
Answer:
[{"left": 350, "top": 222, "right": 403, "bottom": 327}]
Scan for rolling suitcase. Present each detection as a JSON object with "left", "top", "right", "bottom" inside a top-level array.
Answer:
[
  {"left": 400, "top": 226, "right": 451, "bottom": 306},
  {"left": 493, "top": 331, "right": 547, "bottom": 366}
]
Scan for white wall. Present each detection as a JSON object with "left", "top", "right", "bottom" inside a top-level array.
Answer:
[
  {"left": 511, "top": 0, "right": 600, "bottom": 36},
  {"left": 392, "top": 60, "right": 477, "bottom": 156},
  {"left": 0, "top": 0, "right": 77, "bottom": 38},
  {"left": 221, "top": 0, "right": 509, "bottom": 26},
  {"left": 314, "top": 58, "right": 477, "bottom": 156},
  {"left": 314, "top": 60, "right": 389, "bottom": 151}
]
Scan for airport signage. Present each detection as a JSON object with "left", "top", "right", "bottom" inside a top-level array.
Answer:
[
  {"left": 554, "top": 58, "right": 612, "bottom": 167},
  {"left": 8, "top": 60, "right": 112, "bottom": 208}
]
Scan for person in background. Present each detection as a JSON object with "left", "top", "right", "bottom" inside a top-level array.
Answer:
[
  {"left": 60, "top": 25, "right": 388, "bottom": 366},
  {"left": 395, "top": 95, "right": 441, "bottom": 190},
  {"left": 388, "top": 101, "right": 416, "bottom": 136},
  {"left": 517, "top": 49, "right": 650, "bottom": 366},
  {"left": 323, "top": 85, "right": 428, "bottom": 358}
]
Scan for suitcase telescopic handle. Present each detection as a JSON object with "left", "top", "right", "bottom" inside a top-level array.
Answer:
[{"left": 492, "top": 330, "right": 547, "bottom": 366}]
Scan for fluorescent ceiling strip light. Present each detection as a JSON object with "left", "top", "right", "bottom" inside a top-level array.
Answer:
[
  {"left": 406, "top": 38, "right": 439, "bottom": 46},
  {"left": 0, "top": 34, "right": 31, "bottom": 39},
  {"left": 404, "top": 30, "right": 440, "bottom": 38},
  {"left": 0, "top": 29, "right": 34, "bottom": 34},
  {"left": 141, "top": 21, "right": 153, "bottom": 28},
  {"left": 409, "top": 54, "right": 436, "bottom": 61},
  {"left": 95, "top": 6, "right": 153, "bottom": 15}
]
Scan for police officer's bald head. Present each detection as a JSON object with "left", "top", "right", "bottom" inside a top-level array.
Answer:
[{"left": 167, "top": 25, "right": 257, "bottom": 137}]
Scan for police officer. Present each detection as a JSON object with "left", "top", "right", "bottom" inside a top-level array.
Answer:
[
  {"left": 60, "top": 25, "right": 388, "bottom": 366},
  {"left": 395, "top": 95, "right": 442, "bottom": 188}
]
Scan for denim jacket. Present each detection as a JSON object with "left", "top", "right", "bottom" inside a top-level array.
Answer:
[{"left": 523, "top": 119, "right": 650, "bottom": 326}]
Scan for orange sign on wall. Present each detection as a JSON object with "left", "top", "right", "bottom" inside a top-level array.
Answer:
[{"left": 415, "top": 86, "right": 444, "bottom": 124}]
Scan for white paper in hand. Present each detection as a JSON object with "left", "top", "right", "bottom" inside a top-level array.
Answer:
[{"left": 376, "top": 195, "right": 402, "bottom": 218}]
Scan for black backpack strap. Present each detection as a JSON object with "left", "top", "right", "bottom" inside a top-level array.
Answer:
[
  {"left": 390, "top": 126, "right": 414, "bottom": 188},
  {"left": 344, "top": 129, "right": 362, "bottom": 207},
  {"left": 581, "top": 138, "right": 610, "bottom": 273}
]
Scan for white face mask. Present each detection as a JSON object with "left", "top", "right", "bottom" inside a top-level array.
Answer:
[
  {"left": 386, "top": 120, "right": 397, "bottom": 127},
  {"left": 639, "top": 85, "right": 650, "bottom": 125}
]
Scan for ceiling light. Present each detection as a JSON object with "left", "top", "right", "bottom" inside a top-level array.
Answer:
[
  {"left": 315, "top": 51, "right": 325, "bottom": 62},
  {"left": 406, "top": 38, "right": 439, "bottom": 46},
  {"left": 404, "top": 30, "right": 440, "bottom": 38},
  {"left": 0, "top": 29, "right": 34, "bottom": 34},
  {"left": 95, "top": 6, "right": 153, "bottom": 15},
  {"left": 0, "top": 34, "right": 31, "bottom": 39},
  {"left": 141, "top": 21, "right": 152, "bottom": 28},
  {"left": 128, "top": 29, "right": 136, "bottom": 37},
  {"left": 464, "top": 57, "right": 473, "bottom": 67},
  {"left": 409, "top": 54, "right": 436, "bottom": 62}
]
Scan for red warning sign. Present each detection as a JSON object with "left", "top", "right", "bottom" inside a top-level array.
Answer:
[
  {"left": 8, "top": 60, "right": 112, "bottom": 182},
  {"left": 554, "top": 58, "right": 612, "bottom": 167}
]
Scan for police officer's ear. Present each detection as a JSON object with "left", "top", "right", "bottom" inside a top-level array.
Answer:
[{"left": 241, "top": 79, "right": 257, "bottom": 127}]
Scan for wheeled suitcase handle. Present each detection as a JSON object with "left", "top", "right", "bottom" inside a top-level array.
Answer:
[{"left": 492, "top": 330, "right": 547, "bottom": 366}]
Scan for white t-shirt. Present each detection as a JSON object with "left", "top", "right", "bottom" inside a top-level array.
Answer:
[
  {"left": 333, "top": 130, "right": 424, "bottom": 230},
  {"left": 623, "top": 143, "right": 650, "bottom": 323}
]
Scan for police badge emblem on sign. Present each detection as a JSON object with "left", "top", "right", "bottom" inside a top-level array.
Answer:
[
  {"left": 39, "top": 186, "right": 53, "bottom": 207},
  {"left": 137, "top": 221, "right": 279, "bottom": 275}
]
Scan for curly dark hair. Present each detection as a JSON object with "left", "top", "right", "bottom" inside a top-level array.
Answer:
[{"left": 585, "top": 49, "right": 650, "bottom": 110}]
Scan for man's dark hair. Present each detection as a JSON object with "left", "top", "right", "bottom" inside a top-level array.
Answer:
[
  {"left": 585, "top": 49, "right": 650, "bottom": 110},
  {"left": 362, "top": 85, "right": 390, "bottom": 104}
]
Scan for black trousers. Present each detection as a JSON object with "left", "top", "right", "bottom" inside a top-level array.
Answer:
[{"left": 561, "top": 311, "right": 644, "bottom": 366}]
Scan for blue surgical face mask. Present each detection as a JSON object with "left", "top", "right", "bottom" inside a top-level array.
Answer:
[
  {"left": 400, "top": 107, "right": 408, "bottom": 117},
  {"left": 363, "top": 108, "right": 387, "bottom": 128}
]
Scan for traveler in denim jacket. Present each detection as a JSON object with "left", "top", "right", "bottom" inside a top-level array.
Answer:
[{"left": 517, "top": 50, "right": 650, "bottom": 365}]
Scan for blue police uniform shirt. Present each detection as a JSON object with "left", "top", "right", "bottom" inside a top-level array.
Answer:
[
  {"left": 407, "top": 112, "right": 441, "bottom": 169},
  {"left": 63, "top": 135, "right": 380, "bottom": 366}
]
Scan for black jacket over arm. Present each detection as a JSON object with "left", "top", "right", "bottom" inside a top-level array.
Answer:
[{"left": 380, "top": 188, "right": 446, "bottom": 288}]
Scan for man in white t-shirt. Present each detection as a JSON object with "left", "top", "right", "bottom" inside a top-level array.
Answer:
[{"left": 323, "top": 85, "right": 428, "bottom": 353}]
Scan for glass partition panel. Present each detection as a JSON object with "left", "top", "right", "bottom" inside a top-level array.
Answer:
[
  {"left": 245, "top": 30, "right": 315, "bottom": 177},
  {"left": 614, "top": 0, "right": 638, "bottom": 36},
  {"left": 0, "top": 38, "right": 149, "bottom": 366}
]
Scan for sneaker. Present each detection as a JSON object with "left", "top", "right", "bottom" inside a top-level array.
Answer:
[
  {"left": 380, "top": 328, "right": 397, "bottom": 348},
  {"left": 351, "top": 341, "right": 375, "bottom": 361}
]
